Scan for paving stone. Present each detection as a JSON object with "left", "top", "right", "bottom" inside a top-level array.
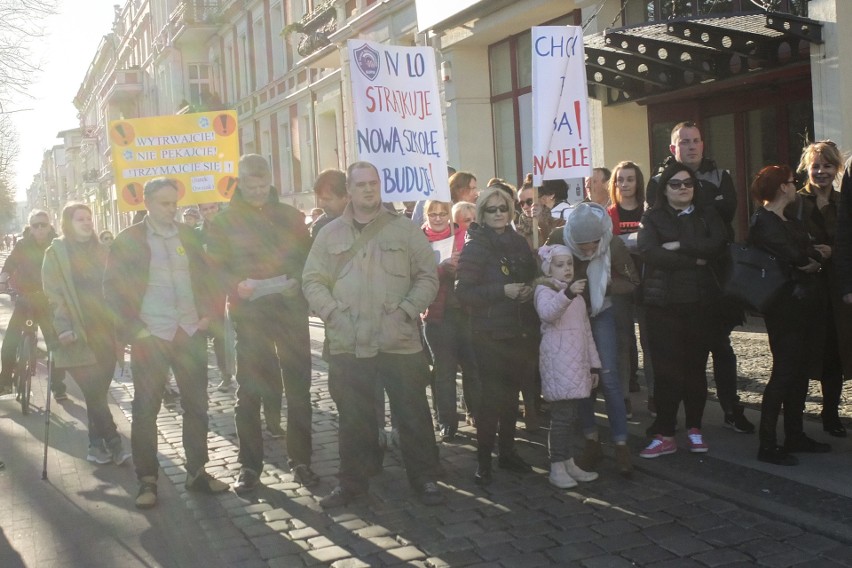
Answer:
[
  {"left": 785, "top": 533, "right": 843, "bottom": 554},
  {"left": 620, "top": 544, "right": 678, "bottom": 565},
  {"left": 699, "top": 526, "right": 762, "bottom": 547},
  {"left": 692, "top": 548, "right": 753, "bottom": 567},
  {"left": 589, "top": 519, "right": 640, "bottom": 537},
  {"left": 578, "top": 554, "right": 637, "bottom": 568},
  {"left": 657, "top": 534, "right": 715, "bottom": 556},
  {"left": 303, "top": 545, "right": 352, "bottom": 564},
  {"left": 384, "top": 545, "right": 427, "bottom": 562},
  {"left": 758, "top": 549, "right": 820, "bottom": 568}
]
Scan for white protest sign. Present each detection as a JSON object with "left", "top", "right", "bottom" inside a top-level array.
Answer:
[
  {"left": 532, "top": 26, "right": 592, "bottom": 186},
  {"left": 348, "top": 40, "right": 451, "bottom": 203}
]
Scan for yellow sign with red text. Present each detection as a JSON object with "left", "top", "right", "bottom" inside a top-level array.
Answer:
[{"left": 110, "top": 111, "right": 239, "bottom": 211}]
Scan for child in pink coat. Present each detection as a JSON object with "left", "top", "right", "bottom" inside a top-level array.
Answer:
[{"left": 534, "top": 244, "right": 602, "bottom": 488}]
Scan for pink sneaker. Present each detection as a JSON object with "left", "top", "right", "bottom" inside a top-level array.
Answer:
[
  {"left": 687, "top": 428, "right": 709, "bottom": 453},
  {"left": 639, "top": 435, "right": 677, "bottom": 458}
]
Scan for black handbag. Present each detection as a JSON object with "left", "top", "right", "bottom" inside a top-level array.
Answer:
[{"left": 723, "top": 243, "right": 790, "bottom": 313}]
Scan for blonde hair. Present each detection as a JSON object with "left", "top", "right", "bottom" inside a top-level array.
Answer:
[
  {"left": 475, "top": 186, "right": 515, "bottom": 226},
  {"left": 798, "top": 141, "right": 844, "bottom": 190}
]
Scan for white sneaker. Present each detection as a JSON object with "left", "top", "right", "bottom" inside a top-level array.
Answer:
[
  {"left": 548, "top": 460, "right": 578, "bottom": 489},
  {"left": 563, "top": 458, "right": 598, "bottom": 482}
]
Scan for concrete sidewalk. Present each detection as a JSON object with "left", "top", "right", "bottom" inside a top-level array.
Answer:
[{"left": 2, "top": 286, "right": 852, "bottom": 566}]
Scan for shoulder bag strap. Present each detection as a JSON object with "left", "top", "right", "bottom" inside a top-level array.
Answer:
[{"left": 329, "top": 212, "right": 395, "bottom": 290}]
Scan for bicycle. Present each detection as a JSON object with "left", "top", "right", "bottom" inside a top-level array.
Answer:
[{"left": 1, "top": 290, "right": 39, "bottom": 415}]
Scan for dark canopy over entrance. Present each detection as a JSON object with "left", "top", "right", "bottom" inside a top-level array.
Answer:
[{"left": 584, "top": 12, "right": 822, "bottom": 105}]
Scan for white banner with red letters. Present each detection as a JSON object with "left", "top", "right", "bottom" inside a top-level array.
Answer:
[{"left": 532, "top": 26, "right": 592, "bottom": 186}]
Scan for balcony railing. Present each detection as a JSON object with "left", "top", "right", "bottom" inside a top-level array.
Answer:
[
  {"left": 170, "top": 1, "right": 223, "bottom": 45},
  {"left": 172, "top": 1, "right": 223, "bottom": 26},
  {"left": 101, "top": 68, "right": 143, "bottom": 103}
]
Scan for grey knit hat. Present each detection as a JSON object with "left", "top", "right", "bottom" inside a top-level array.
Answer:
[{"left": 567, "top": 202, "right": 606, "bottom": 244}]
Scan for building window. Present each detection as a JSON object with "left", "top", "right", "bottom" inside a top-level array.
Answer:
[{"left": 188, "top": 63, "right": 212, "bottom": 106}]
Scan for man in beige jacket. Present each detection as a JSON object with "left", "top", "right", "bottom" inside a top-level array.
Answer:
[{"left": 303, "top": 161, "right": 444, "bottom": 508}]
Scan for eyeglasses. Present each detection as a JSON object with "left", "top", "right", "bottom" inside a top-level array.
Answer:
[
  {"left": 667, "top": 179, "right": 695, "bottom": 190},
  {"left": 30, "top": 222, "right": 49, "bottom": 229},
  {"left": 484, "top": 205, "right": 509, "bottom": 214},
  {"left": 427, "top": 212, "right": 449, "bottom": 218},
  {"left": 520, "top": 198, "right": 534, "bottom": 206}
]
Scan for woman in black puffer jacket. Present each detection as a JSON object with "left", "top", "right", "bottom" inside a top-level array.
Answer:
[
  {"left": 456, "top": 186, "right": 539, "bottom": 486},
  {"left": 638, "top": 163, "right": 726, "bottom": 459}
]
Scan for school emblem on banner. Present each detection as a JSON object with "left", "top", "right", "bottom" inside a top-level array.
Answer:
[{"left": 353, "top": 44, "right": 381, "bottom": 81}]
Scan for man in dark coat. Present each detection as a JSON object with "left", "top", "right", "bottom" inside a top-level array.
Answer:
[
  {"left": 0, "top": 210, "right": 66, "bottom": 399},
  {"left": 206, "top": 154, "right": 317, "bottom": 493},
  {"left": 105, "top": 178, "right": 229, "bottom": 509}
]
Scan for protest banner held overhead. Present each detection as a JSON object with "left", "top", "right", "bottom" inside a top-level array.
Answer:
[
  {"left": 531, "top": 26, "right": 592, "bottom": 186},
  {"left": 110, "top": 111, "right": 240, "bottom": 211},
  {"left": 348, "top": 40, "right": 451, "bottom": 203}
]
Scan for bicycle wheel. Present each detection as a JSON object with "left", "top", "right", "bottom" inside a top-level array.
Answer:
[{"left": 16, "top": 333, "right": 34, "bottom": 415}]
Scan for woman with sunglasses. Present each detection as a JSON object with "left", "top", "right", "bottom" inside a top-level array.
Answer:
[
  {"left": 42, "top": 203, "right": 130, "bottom": 465},
  {"left": 456, "top": 186, "right": 539, "bottom": 486},
  {"left": 789, "top": 141, "right": 848, "bottom": 437},
  {"left": 420, "top": 199, "right": 478, "bottom": 441},
  {"left": 750, "top": 165, "right": 829, "bottom": 465},
  {"left": 638, "top": 163, "right": 726, "bottom": 459}
]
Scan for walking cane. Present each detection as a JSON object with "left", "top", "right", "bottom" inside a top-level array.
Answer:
[{"left": 42, "top": 350, "right": 53, "bottom": 480}]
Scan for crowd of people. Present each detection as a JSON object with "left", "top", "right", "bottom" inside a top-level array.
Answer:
[{"left": 0, "top": 121, "right": 850, "bottom": 509}]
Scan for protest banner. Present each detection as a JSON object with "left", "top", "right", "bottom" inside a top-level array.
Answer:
[
  {"left": 110, "top": 111, "right": 240, "bottom": 211},
  {"left": 532, "top": 26, "right": 592, "bottom": 186},
  {"left": 348, "top": 40, "right": 451, "bottom": 203}
]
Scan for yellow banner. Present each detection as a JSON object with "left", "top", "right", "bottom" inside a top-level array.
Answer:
[{"left": 110, "top": 111, "right": 240, "bottom": 211}]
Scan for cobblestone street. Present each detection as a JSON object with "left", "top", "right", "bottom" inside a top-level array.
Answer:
[{"left": 2, "top": 290, "right": 852, "bottom": 566}]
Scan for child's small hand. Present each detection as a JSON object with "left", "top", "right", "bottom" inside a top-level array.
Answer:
[
  {"left": 569, "top": 279, "right": 587, "bottom": 295},
  {"left": 591, "top": 372, "right": 599, "bottom": 389}
]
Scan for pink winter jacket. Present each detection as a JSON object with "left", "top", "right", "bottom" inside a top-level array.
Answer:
[{"left": 534, "top": 279, "right": 601, "bottom": 401}]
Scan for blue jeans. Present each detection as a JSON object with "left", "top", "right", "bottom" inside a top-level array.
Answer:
[{"left": 580, "top": 306, "right": 628, "bottom": 443}]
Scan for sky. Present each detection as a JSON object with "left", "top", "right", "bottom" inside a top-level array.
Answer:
[{"left": 11, "top": 0, "right": 118, "bottom": 200}]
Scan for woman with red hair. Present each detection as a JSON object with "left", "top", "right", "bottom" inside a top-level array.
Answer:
[{"left": 749, "top": 165, "right": 830, "bottom": 466}]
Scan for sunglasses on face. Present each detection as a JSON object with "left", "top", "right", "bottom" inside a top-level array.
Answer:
[
  {"left": 520, "top": 198, "right": 534, "bottom": 206},
  {"left": 667, "top": 179, "right": 695, "bottom": 190},
  {"left": 484, "top": 205, "right": 510, "bottom": 214},
  {"left": 30, "top": 222, "right": 49, "bottom": 229}
]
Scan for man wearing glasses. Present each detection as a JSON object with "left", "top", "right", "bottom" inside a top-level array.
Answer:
[
  {"left": 0, "top": 211, "right": 67, "bottom": 399},
  {"left": 645, "top": 120, "right": 753, "bottom": 435}
]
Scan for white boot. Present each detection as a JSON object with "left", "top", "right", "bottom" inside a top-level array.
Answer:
[
  {"left": 564, "top": 458, "right": 598, "bottom": 482},
  {"left": 548, "top": 460, "right": 577, "bottom": 489}
]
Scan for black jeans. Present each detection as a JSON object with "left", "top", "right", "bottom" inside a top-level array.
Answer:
[
  {"left": 131, "top": 329, "right": 210, "bottom": 479},
  {"left": 760, "top": 292, "right": 820, "bottom": 448},
  {"left": 472, "top": 333, "right": 537, "bottom": 465},
  {"left": 646, "top": 303, "right": 712, "bottom": 437},
  {"left": 68, "top": 343, "right": 118, "bottom": 447},
  {"left": 0, "top": 295, "right": 66, "bottom": 394},
  {"left": 232, "top": 297, "right": 312, "bottom": 471},
  {"left": 207, "top": 311, "right": 230, "bottom": 378},
  {"left": 328, "top": 352, "right": 439, "bottom": 494},
  {"left": 705, "top": 300, "right": 741, "bottom": 415},
  {"left": 423, "top": 307, "right": 479, "bottom": 429}
]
